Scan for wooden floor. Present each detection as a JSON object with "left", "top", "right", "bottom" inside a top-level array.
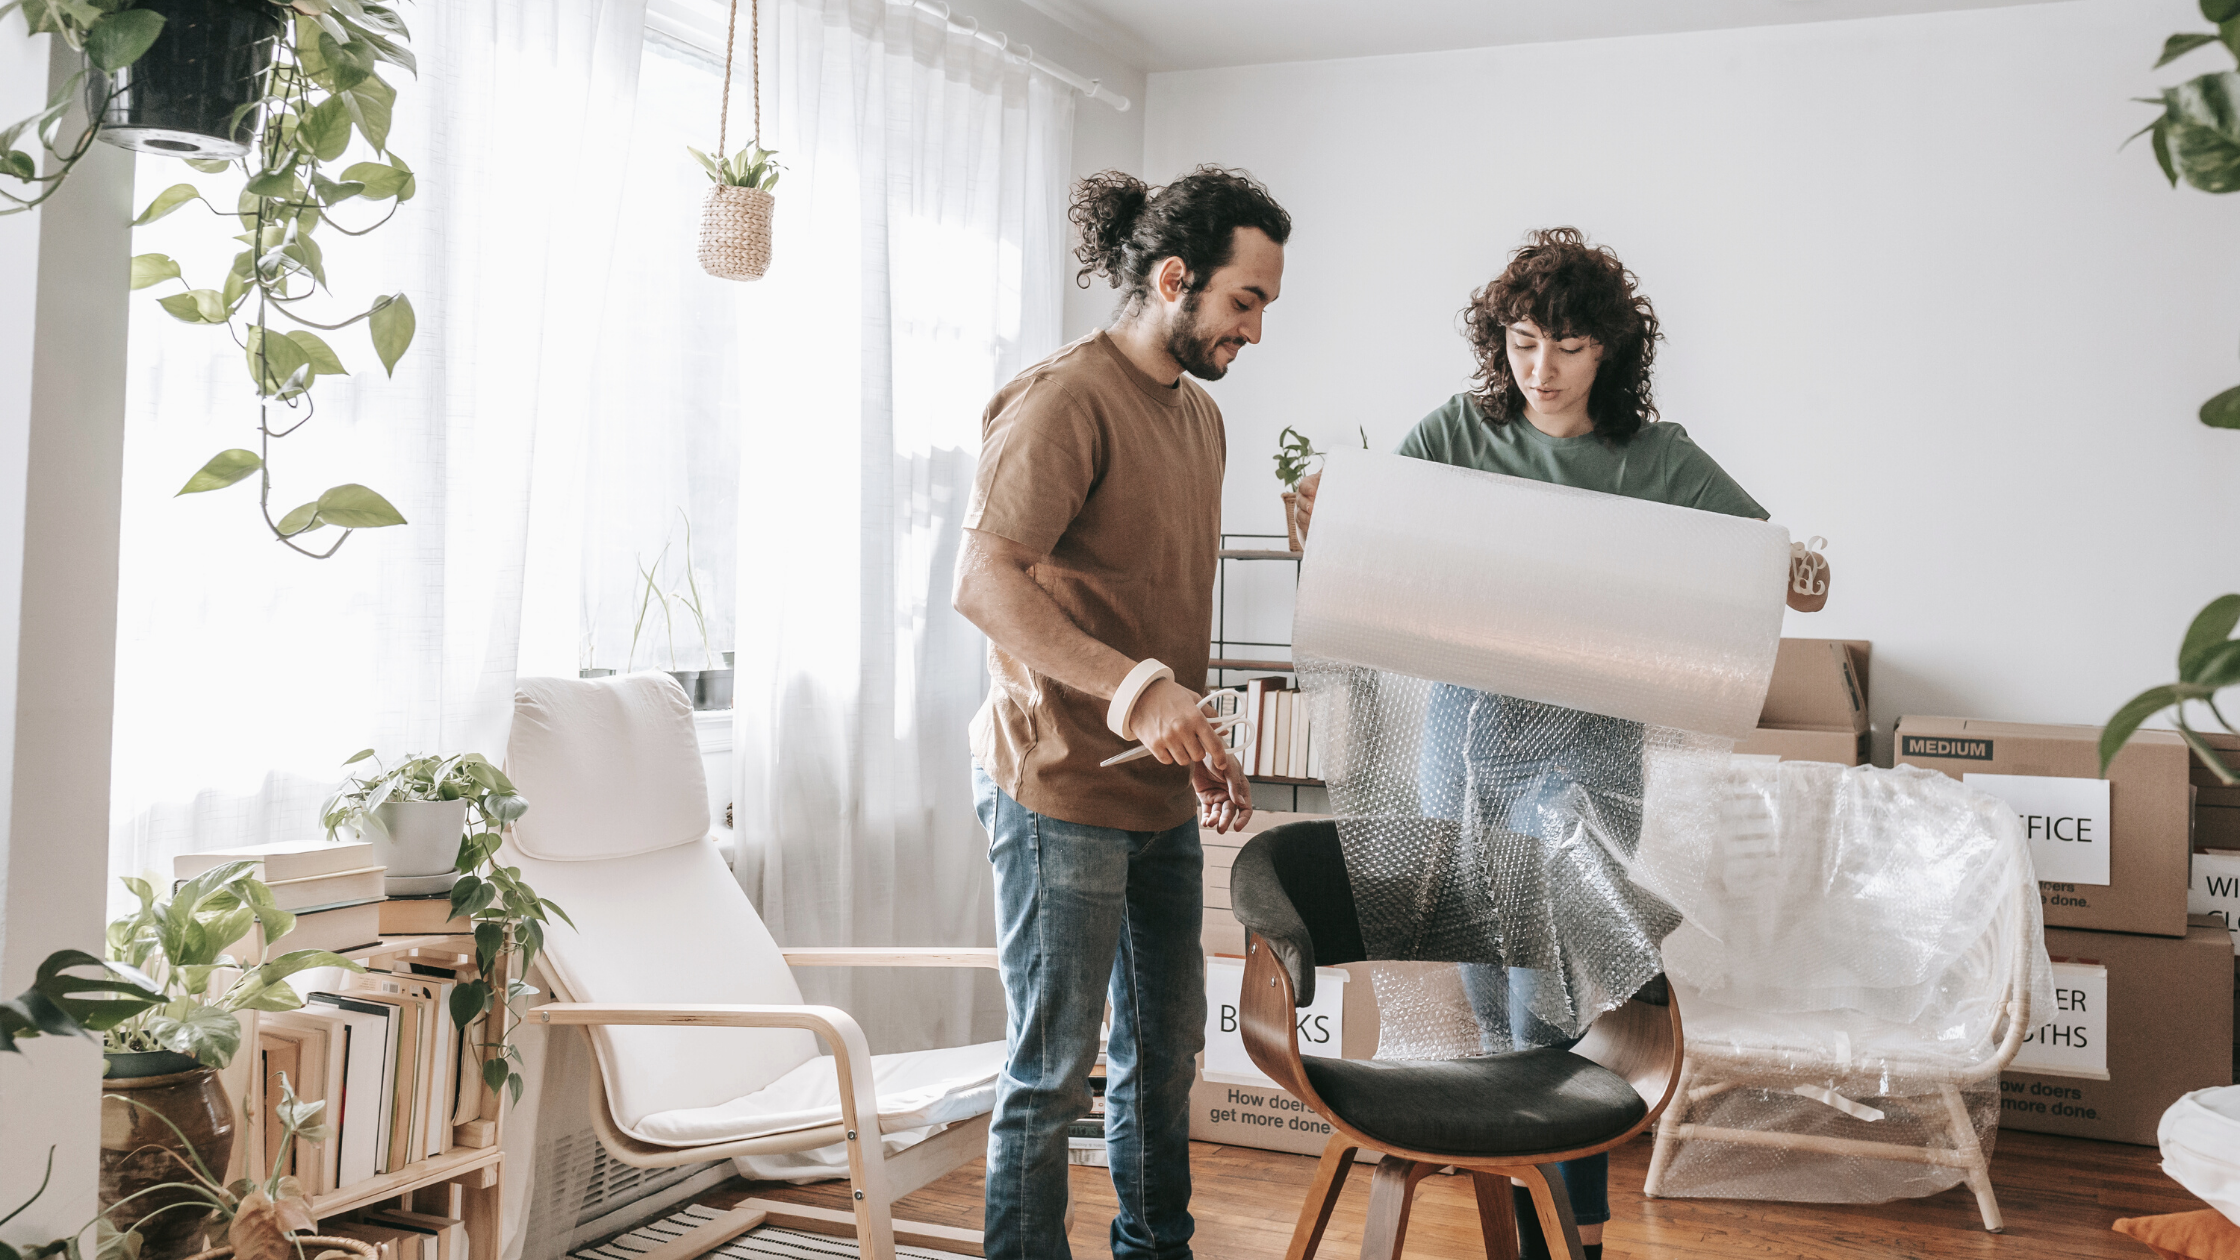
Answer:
[{"left": 703, "top": 1130, "right": 2202, "bottom": 1259}]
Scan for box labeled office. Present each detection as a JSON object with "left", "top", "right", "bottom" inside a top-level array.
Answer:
[
  {"left": 1997, "top": 918, "right": 2233, "bottom": 1145},
  {"left": 1896, "top": 716, "right": 2192, "bottom": 936},
  {"left": 1733, "top": 638, "right": 1871, "bottom": 765},
  {"left": 1195, "top": 811, "right": 1379, "bottom": 1156}
]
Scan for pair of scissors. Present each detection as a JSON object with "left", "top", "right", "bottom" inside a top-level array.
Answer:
[{"left": 1100, "top": 688, "right": 1257, "bottom": 768}]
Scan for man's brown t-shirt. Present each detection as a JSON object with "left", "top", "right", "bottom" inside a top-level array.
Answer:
[{"left": 966, "top": 330, "right": 1224, "bottom": 832}]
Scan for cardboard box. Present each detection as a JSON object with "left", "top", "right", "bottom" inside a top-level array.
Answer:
[
  {"left": 1195, "top": 810, "right": 1380, "bottom": 1156},
  {"left": 1998, "top": 917, "right": 2234, "bottom": 1145},
  {"left": 1733, "top": 638, "right": 1871, "bottom": 765},
  {"left": 2195, "top": 730, "right": 2240, "bottom": 848},
  {"left": 1896, "top": 716, "right": 2192, "bottom": 936}
]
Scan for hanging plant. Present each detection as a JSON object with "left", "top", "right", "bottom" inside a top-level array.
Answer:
[
  {"left": 692, "top": 0, "right": 779, "bottom": 281},
  {"left": 2, "top": 1, "right": 422, "bottom": 558}
]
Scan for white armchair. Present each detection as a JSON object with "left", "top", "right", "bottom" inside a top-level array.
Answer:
[{"left": 502, "top": 673, "right": 1005, "bottom": 1259}]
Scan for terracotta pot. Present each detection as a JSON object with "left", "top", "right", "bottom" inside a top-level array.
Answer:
[
  {"left": 1281, "top": 491, "right": 1303, "bottom": 552},
  {"left": 102, "top": 1060, "right": 235, "bottom": 1260}
]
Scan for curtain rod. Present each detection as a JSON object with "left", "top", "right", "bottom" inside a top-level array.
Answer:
[{"left": 899, "top": 0, "right": 1132, "bottom": 112}]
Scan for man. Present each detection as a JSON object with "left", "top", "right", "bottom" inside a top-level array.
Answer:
[{"left": 952, "top": 165, "right": 1291, "bottom": 1260}]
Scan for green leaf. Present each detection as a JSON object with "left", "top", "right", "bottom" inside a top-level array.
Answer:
[
  {"left": 448, "top": 979, "right": 487, "bottom": 1029},
  {"left": 342, "top": 76, "right": 395, "bottom": 153},
  {"left": 318, "top": 29, "right": 374, "bottom": 90},
  {"left": 299, "top": 95, "right": 353, "bottom": 162},
  {"left": 2201, "top": 383, "right": 2240, "bottom": 427},
  {"left": 244, "top": 325, "right": 312, "bottom": 395},
  {"left": 2153, "top": 116, "right": 2180, "bottom": 186},
  {"left": 1, "top": 150, "right": 34, "bottom": 182},
  {"left": 312, "top": 483, "right": 406, "bottom": 528},
  {"left": 311, "top": 174, "right": 366, "bottom": 205},
  {"left": 128, "top": 253, "right": 180, "bottom": 290},
  {"left": 175, "top": 449, "right": 262, "bottom": 496},
  {"left": 132, "top": 183, "right": 202, "bottom": 226},
  {"left": 2178, "top": 595, "right": 2240, "bottom": 677},
  {"left": 368, "top": 293, "right": 414, "bottom": 375},
  {"left": 185, "top": 157, "right": 232, "bottom": 174},
  {"left": 282, "top": 330, "right": 346, "bottom": 376},
  {"left": 148, "top": 1004, "right": 241, "bottom": 1068},
  {"left": 2099, "top": 684, "right": 2181, "bottom": 775},
  {"left": 84, "top": 8, "right": 164, "bottom": 73},
  {"left": 2159, "top": 31, "right": 2222, "bottom": 68},
  {"left": 2210, "top": 0, "right": 2240, "bottom": 23},
  {"left": 482, "top": 1056, "right": 509, "bottom": 1094},
  {"left": 275, "top": 501, "right": 322, "bottom": 536},
  {"left": 343, "top": 748, "right": 376, "bottom": 765},
  {"left": 2193, "top": 638, "right": 2240, "bottom": 690},
  {"left": 243, "top": 168, "right": 299, "bottom": 199},
  {"left": 341, "top": 159, "right": 407, "bottom": 200},
  {"left": 154, "top": 289, "right": 225, "bottom": 324}
]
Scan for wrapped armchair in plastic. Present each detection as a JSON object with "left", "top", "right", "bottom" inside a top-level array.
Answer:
[
  {"left": 505, "top": 674, "right": 1006, "bottom": 1260},
  {"left": 1640, "top": 761, "right": 2052, "bottom": 1231}
]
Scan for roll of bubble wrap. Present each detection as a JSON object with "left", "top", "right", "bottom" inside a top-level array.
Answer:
[{"left": 1293, "top": 450, "right": 1791, "bottom": 740}]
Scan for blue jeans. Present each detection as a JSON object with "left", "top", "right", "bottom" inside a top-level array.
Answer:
[{"left": 975, "top": 767, "right": 1204, "bottom": 1260}]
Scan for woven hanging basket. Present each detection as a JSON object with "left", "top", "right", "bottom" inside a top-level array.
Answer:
[{"left": 699, "top": 184, "right": 774, "bottom": 281}]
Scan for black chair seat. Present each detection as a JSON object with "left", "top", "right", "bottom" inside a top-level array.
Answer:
[{"left": 1299, "top": 1047, "right": 1646, "bottom": 1158}]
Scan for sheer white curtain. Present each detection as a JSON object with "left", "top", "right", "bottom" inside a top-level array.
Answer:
[
  {"left": 110, "top": 1, "right": 648, "bottom": 885},
  {"left": 732, "top": 0, "right": 1075, "bottom": 1052}
]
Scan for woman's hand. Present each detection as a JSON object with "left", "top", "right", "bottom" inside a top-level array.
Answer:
[
  {"left": 1192, "top": 746, "right": 1254, "bottom": 834},
  {"left": 1293, "top": 470, "right": 1321, "bottom": 544}
]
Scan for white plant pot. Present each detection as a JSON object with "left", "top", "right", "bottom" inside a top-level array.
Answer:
[{"left": 370, "top": 798, "right": 469, "bottom": 894}]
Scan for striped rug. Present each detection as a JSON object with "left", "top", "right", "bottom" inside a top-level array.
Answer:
[{"left": 574, "top": 1202, "right": 974, "bottom": 1260}]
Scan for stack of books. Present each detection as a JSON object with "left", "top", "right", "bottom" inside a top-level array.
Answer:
[
  {"left": 323, "top": 1209, "right": 469, "bottom": 1260},
  {"left": 175, "top": 840, "right": 383, "bottom": 955},
  {"left": 1241, "top": 677, "right": 1320, "bottom": 781},
  {"left": 258, "top": 956, "right": 489, "bottom": 1192}
]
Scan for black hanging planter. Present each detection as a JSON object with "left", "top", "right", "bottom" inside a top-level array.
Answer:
[{"left": 90, "top": 0, "right": 282, "bottom": 159}]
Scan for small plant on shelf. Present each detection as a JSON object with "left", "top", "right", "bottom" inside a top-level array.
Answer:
[{"left": 320, "top": 750, "right": 568, "bottom": 1105}]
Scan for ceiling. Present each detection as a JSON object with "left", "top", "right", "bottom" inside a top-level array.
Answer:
[{"left": 1021, "top": 0, "right": 2075, "bottom": 73}]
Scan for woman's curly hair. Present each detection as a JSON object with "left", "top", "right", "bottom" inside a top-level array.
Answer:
[
  {"left": 1463, "top": 228, "right": 1661, "bottom": 444},
  {"left": 1069, "top": 166, "right": 1291, "bottom": 311}
]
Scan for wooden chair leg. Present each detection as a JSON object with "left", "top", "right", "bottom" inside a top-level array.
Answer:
[
  {"left": 1358, "top": 1158, "right": 1439, "bottom": 1260},
  {"left": 1938, "top": 1082, "right": 2004, "bottom": 1233},
  {"left": 1469, "top": 1172, "right": 1520, "bottom": 1260},
  {"left": 1642, "top": 1053, "right": 1696, "bottom": 1199},
  {"left": 1286, "top": 1137, "right": 1360, "bottom": 1260},
  {"left": 1514, "top": 1165, "right": 1585, "bottom": 1260}
]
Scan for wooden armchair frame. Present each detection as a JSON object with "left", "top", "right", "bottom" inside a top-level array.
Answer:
[
  {"left": 534, "top": 947, "right": 1002, "bottom": 1260},
  {"left": 1239, "top": 934, "right": 1685, "bottom": 1260},
  {"left": 1641, "top": 876, "right": 2037, "bottom": 1232}
]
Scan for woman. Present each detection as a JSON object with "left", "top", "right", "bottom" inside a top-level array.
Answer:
[{"left": 1295, "top": 227, "right": 1823, "bottom": 1260}]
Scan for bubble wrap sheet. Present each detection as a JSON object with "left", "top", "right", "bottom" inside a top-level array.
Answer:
[
  {"left": 1648, "top": 760, "right": 2054, "bottom": 1205},
  {"left": 1292, "top": 452, "right": 1789, "bottom": 1054}
]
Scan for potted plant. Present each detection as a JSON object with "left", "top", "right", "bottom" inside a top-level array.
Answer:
[
  {"left": 320, "top": 750, "right": 512, "bottom": 896},
  {"left": 100, "top": 865, "right": 362, "bottom": 1260},
  {"left": 319, "top": 748, "right": 564, "bottom": 1106},
  {"left": 1271, "top": 426, "right": 1322, "bottom": 551},
  {"left": 5, "top": 1, "right": 422, "bottom": 556},
  {"left": 674, "top": 510, "right": 729, "bottom": 710},
  {"left": 627, "top": 541, "right": 698, "bottom": 703}
]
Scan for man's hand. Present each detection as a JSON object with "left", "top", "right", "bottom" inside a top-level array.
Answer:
[
  {"left": 1128, "top": 678, "right": 1229, "bottom": 766},
  {"left": 1293, "top": 470, "right": 1321, "bottom": 543},
  {"left": 1192, "top": 746, "right": 1254, "bottom": 834}
]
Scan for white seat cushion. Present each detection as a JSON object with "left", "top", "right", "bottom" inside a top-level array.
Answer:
[{"left": 633, "top": 1039, "right": 1006, "bottom": 1147}]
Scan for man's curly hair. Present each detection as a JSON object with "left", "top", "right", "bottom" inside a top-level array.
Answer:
[{"left": 1463, "top": 228, "right": 1661, "bottom": 444}]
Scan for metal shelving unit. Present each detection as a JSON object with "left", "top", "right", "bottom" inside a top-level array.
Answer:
[{"left": 1211, "top": 531, "right": 1324, "bottom": 811}]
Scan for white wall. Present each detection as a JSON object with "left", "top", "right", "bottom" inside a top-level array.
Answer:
[{"left": 1146, "top": 0, "right": 2240, "bottom": 756}]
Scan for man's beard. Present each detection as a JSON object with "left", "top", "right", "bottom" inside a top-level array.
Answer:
[{"left": 1164, "top": 290, "right": 1241, "bottom": 381}]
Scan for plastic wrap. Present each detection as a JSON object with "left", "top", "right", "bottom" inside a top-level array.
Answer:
[
  {"left": 1293, "top": 452, "right": 1788, "bottom": 1052},
  {"left": 1645, "top": 760, "right": 2053, "bottom": 1205},
  {"left": 1293, "top": 451, "right": 1791, "bottom": 741}
]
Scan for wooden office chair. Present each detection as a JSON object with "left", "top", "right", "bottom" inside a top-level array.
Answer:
[
  {"left": 1230, "top": 820, "right": 1684, "bottom": 1260},
  {"left": 504, "top": 673, "right": 1003, "bottom": 1260}
]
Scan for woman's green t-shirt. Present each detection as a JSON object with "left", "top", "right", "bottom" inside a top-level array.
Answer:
[{"left": 1395, "top": 393, "right": 1766, "bottom": 520}]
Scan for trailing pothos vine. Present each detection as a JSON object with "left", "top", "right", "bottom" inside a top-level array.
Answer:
[{"left": 130, "top": 1, "right": 420, "bottom": 557}]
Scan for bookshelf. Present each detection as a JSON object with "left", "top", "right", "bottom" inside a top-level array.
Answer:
[
  {"left": 250, "top": 932, "right": 509, "bottom": 1260},
  {"left": 1211, "top": 532, "right": 1325, "bottom": 811}
]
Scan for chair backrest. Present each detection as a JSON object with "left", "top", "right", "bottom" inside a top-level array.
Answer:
[
  {"left": 503, "top": 673, "right": 818, "bottom": 1135},
  {"left": 1230, "top": 820, "right": 1366, "bottom": 1006}
]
